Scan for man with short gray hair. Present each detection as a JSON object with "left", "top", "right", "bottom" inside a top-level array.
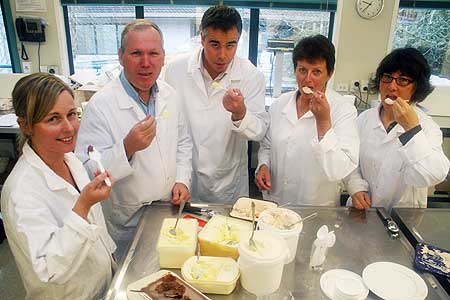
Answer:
[{"left": 75, "top": 19, "right": 192, "bottom": 244}]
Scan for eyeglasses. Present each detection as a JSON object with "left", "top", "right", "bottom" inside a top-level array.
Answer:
[{"left": 380, "top": 74, "right": 414, "bottom": 87}]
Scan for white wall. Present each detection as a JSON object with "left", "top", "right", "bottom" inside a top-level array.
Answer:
[
  {"left": 10, "top": 0, "right": 69, "bottom": 75},
  {"left": 332, "top": 0, "right": 400, "bottom": 93}
]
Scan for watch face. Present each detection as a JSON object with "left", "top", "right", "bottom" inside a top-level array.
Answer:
[{"left": 356, "top": 0, "right": 384, "bottom": 19}]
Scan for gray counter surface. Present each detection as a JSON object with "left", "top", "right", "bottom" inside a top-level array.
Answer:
[{"left": 105, "top": 203, "right": 449, "bottom": 300}]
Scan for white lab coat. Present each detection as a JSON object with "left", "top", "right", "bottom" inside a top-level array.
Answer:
[
  {"left": 258, "top": 89, "right": 359, "bottom": 206},
  {"left": 75, "top": 78, "right": 192, "bottom": 241},
  {"left": 1, "top": 142, "right": 116, "bottom": 300},
  {"left": 344, "top": 104, "right": 450, "bottom": 211},
  {"left": 164, "top": 48, "right": 268, "bottom": 203}
]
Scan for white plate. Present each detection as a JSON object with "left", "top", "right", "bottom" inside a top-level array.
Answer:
[
  {"left": 126, "top": 270, "right": 211, "bottom": 300},
  {"left": 362, "top": 262, "right": 428, "bottom": 300},
  {"left": 320, "top": 269, "right": 369, "bottom": 300}
]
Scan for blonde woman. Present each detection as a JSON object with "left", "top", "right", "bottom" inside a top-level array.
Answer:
[{"left": 1, "top": 73, "right": 116, "bottom": 300}]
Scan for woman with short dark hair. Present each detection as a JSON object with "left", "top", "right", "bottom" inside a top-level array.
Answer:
[
  {"left": 256, "top": 35, "right": 359, "bottom": 206},
  {"left": 344, "top": 48, "right": 450, "bottom": 211}
]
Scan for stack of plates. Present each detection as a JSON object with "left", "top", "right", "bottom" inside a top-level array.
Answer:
[
  {"left": 362, "top": 262, "right": 428, "bottom": 300},
  {"left": 320, "top": 269, "right": 369, "bottom": 300}
]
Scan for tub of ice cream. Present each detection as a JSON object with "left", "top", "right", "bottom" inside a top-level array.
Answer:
[
  {"left": 230, "top": 197, "right": 278, "bottom": 221},
  {"left": 258, "top": 207, "right": 302, "bottom": 263},
  {"left": 238, "top": 230, "right": 288, "bottom": 296},
  {"left": 198, "top": 215, "right": 252, "bottom": 260},
  {"left": 156, "top": 218, "right": 198, "bottom": 268},
  {"left": 181, "top": 256, "right": 240, "bottom": 294}
]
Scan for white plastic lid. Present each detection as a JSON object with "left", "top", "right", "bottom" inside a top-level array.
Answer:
[{"left": 238, "top": 230, "right": 288, "bottom": 264}]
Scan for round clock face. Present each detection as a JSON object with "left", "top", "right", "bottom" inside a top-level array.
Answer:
[{"left": 356, "top": 0, "right": 384, "bottom": 19}]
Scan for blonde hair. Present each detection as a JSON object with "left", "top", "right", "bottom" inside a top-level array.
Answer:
[{"left": 12, "top": 73, "right": 73, "bottom": 151}]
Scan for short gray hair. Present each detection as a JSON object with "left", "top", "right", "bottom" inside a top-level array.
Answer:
[{"left": 120, "top": 19, "right": 164, "bottom": 50}]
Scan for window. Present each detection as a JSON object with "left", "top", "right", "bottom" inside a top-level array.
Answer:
[
  {"left": 64, "top": 3, "right": 334, "bottom": 90},
  {"left": 144, "top": 6, "right": 250, "bottom": 59},
  {"left": 257, "top": 9, "right": 332, "bottom": 103},
  {"left": 394, "top": 8, "right": 450, "bottom": 80},
  {"left": 67, "top": 6, "right": 135, "bottom": 75},
  {"left": 0, "top": 5, "right": 12, "bottom": 73}
]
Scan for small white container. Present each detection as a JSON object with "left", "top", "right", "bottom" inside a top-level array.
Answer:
[
  {"left": 156, "top": 218, "right": 198, "bottom": 268},
  {"left": 238, "top": 230, "right": 288, "bottom": 296},
  {"left": 181, "top": 256, "right": 239, "bottom": 294},
  {"left": 257, "top": 208, "right": 302, "bottom": 263}
]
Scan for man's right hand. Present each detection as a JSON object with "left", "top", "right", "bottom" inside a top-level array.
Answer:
[
  {"left": 124, "top": 115, "right": 156, "bottom": 159},
  {"left": 351, "top": 191, "right": 371, "bottom": 210},
  {"left": 255, "top": 164, "right": 272, "bottom": 191}
]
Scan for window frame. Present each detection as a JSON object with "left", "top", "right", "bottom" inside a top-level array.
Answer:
[
  {"left": 395, "top": 1, "right": 450, "bottom": 79},
  {"left": 0, "top": 0, "right": 21, "bottom": 72},
  {"left": 62, "top": 2, "right": 335, "bottom": 75}
]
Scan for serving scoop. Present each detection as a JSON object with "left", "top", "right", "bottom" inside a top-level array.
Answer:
[
  {"left": 248, "top": 202, "right": 258, "bottom": 252},
  {"left": 87, "top": 145, "right": 111, "bottom": 186},
  {"left": 170, "top": 201, "right": 186, "bottom": 235}
]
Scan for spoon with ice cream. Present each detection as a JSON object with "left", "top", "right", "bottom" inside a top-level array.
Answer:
[
  {"left": 302, "top": 86, "right": 314, "bottom": 95},
  {"left": 212, "top": 82, "right": 240, "bottom": 96},
  {"left": 384, "top": 96, "right": 409, "bottom": 105}
]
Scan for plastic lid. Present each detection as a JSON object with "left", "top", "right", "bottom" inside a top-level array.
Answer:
[{"left": 238, "top": 231, "right": 287, "bottom": 264}]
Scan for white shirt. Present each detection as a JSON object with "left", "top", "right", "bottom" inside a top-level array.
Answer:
[
  {"left": 258, "top": 89, "right": 359, "bottom": 206},
  {"left": 164, "top": 48, "right": 269, "bottom": 203},
  {"left": 75, "top": 78, "right": 192, "bottom": 241},
  {"left": 1, "top": 143, "right": 116, "bottom": 300},
  {"left": 344, "top": 104, "right": 450, "bottom": 212}
]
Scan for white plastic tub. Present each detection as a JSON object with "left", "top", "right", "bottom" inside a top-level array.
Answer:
[
  {"left": 257, "top": 207, "right": 302, "bottom": 263},
  {"left": 238, "top": 230, "right": 288, "bottom": 296},
  {"left": 156, "top": 218, "right": 198, "bottom": 268},
  {"left": 181, "top": 256, "right": 239, "bottom": 294}
]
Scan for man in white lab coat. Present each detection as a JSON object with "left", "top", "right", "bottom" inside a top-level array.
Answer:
[
  {"left": 75, "top": 20, "right": 192, "bottom": 242},
  {"left": 164, "top": 5, "right": 268, "bottom": 203}
]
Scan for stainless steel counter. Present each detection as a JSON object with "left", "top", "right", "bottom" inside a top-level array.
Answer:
[
  {"left": 392, "top": 208, "right": 450, "bottom": 250},
  {"left": 392, "top": 208, "right": 450, "bottom": 295},
  {"left": 105, "top": 203, "right": 449, "bottom": 300}
]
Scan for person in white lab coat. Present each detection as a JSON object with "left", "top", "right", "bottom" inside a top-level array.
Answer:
[
  {"left": 256, "top": 35, "right": 359, "bottom": 206},
  {"left": 344, "top": 48, "right": 450, "bottom": 212},
  {"left": 1, "top": 73, "right": 116, "bottom": 300},
  {"left": 164, "top": 5, "right": 268, "bottom": 203},
  {"left": 75, "top": 20, "right": 192, "bottom": 242}
]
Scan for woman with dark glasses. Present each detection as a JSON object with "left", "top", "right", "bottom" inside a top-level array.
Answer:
[{"left": 344, "top": 48, "right": 450, "bottom": 212}]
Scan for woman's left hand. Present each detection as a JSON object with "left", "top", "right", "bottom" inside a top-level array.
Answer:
[
  {"left": 310, "top": 91, "right": 331, "bottom": 136},
  {"left": 392, "top": 97, "right": 419, "bottom": 131}
]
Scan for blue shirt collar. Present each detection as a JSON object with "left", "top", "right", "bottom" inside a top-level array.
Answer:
[{"left": 119, "top": 71, "right": 158, "bottom": 116}]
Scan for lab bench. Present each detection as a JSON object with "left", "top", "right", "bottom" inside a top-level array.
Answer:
[
  {"left": 392, "top": 208, "right": 450, "bottom": 295},
  {"left": 105, "top": 203, "right": 449, "bottom": 300}
]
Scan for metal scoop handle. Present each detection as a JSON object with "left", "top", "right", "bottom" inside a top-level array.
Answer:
[{"left": 170, "top": 201, "right": 185, "bottom": 235}]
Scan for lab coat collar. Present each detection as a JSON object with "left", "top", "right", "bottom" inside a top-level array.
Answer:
[
  {"left": 116, "top": 78, "right": 169, "bottom": 119},
  {"left": 282, "top": 90, "right": 316, "bottom": 125},
  {"left": 22, "top": 142, "right": 86, "bottom": 194},
  {"left": 372, "top": 105, "right": 405, "bottom": 144},
  {"left": 187, "top": 47, "right": 242, "bottom": 94}
]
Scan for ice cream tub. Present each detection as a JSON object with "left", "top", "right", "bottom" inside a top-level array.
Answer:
[
  {"left": 156, "top": 218, "right": 198, "bottom": 268},
  {"left": 257, "top": 207, "right": 302, "bottom": 263},
  {"left": 238, "top": 230, "right": 288, "bottom": 296},
  {"left": 198, "top": 215, "right": 252, "bottom": 260},
  {"left": 181, "top": 256, "right": 240, "bottom": 294}
]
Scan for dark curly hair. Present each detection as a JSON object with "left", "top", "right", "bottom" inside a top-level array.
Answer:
[
  {"left": 292, "top": 34, "right": 335, "bottom": 75},
  {"left": 200, "top": 5, "right": 242, "bottom": 36},
  {"left": 368, "top": 48, "right": 434, "bottom": 103}
]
